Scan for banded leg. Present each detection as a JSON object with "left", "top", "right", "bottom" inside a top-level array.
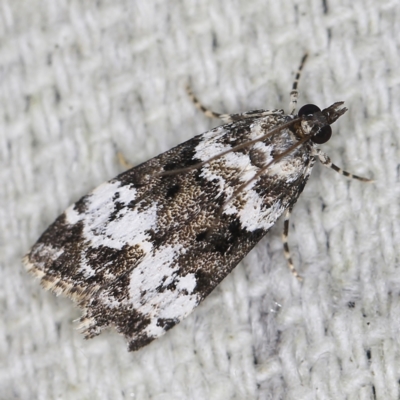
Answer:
[
  {"left": 186, "top": 85, "right": 283, "bottom": 123},
  {"left": 282, "top": 207, "right": 303, "bottom": 281},
  {"left": 289, "top": 53, "right": 308, "bottom": 115},
  {"left": 186, "top": 85, "right": 232, "bottom": 122},
  {"left": 314, "top": 149, "right": 372, "bottom": 182}
]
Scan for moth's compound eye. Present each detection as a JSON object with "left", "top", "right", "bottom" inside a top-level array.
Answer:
[
  {"left": 311, "top": 125, "right": 332, "bottom": 144},
  {"left": 298, "top": 104, "right": 321, "bottom": 116}
]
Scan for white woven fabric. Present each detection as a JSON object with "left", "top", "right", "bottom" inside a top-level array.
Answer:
[{"left": 2, "top": 0, "right": 400, "bottom": 399}]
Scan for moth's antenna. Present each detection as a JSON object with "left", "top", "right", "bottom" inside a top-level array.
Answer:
[{"left": 289, "top": 53, "right": 308, "bottom": 115}]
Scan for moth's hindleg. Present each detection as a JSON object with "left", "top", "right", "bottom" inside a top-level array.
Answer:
[
  {"left": 282, "top": 207, "right": 303, "bottom": 281},
  {"left": 315, "top": 149, "right": 372, "bottom": 182},
  {"left": 289, "top": 53, "right": 308, "bottom": 115}
]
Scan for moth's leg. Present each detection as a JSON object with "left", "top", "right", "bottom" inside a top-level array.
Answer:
[
  {"left": 185, "top": 84, "right": 232, "bottom": 122},
  {"left": 282, "top": 207, "right": 303, "bottom": 281},
  {"left": 186, "top": 85, "right": 280, "bottom": 123},
  {"left": 289, "top": 53, "right": 308, "bottom": 115},
  {"left": 117, "top": 152, "right": 133, "bottom": 170},
  {"left": 314, "top": 149, "right": 372, "bottom": 182}
]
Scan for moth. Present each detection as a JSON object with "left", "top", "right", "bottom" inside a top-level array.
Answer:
[{"left": 24, "top": 55, "right": 369, "bottom": 351}]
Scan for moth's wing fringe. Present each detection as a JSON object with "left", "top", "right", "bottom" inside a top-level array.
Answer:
[
  {"left": 76, "top": 315, "right": 102, "bottom": 338},
  {"left": 23, "top": 255, "right": 100, "bottom": 305}
]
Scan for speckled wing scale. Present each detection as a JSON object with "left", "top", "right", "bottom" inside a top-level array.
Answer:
[{"left": 24, "top": 55, "right": 370, "bottom": 351}]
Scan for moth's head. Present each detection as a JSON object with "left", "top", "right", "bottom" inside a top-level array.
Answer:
[{"left": 297, "top": 102, "right": 348, "bottom": 144}]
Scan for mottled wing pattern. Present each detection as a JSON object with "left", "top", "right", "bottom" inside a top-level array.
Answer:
[{"left": 24, "top": 112, "right": 316, "bottom": 351}]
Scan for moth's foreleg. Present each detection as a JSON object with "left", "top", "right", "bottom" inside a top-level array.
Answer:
[
  {"left": 282, "top": 207, "right": 303, "bottom": 281},
  {"left": 289, "top": 53, "right": 308, "bottom": 115},
  {"left": 314, "top": 149, "right": 372, "bottom": 182}
]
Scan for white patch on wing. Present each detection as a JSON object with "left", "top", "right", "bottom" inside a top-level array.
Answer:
[
  {"left": 102, "top": 244, "right": 200, "bottom": 339},
  {"left": 176, "top": 273, "right": 197, "bottom": 293},
  {"left": 66, "top": 180, "right": 157, "bottom": 251},
  {"left": 194, "top": 121, "right": 279, "bottom": 187},
  {"left": 267, "top": 157, "right": 306, "bottom": 182},
  {"left": 30, "top": 243, "right": 65, "bottom": 269},
  {"left": 65, "top": 181, "right": 123, "bottom": 225},
  {"left": 65, "top": 180, "right": 158, "bottom": 277},
  {"left": 199, "top": 125, "right": 227, "bottom": 141},
  {"left": 194, "top": 137, "right": 231, "bottom": 160},
  {"left": 252, "top": 141, "right": 275, "bottom": 164},
  {"left": 193, "top": 120, "right": 308, "bottom": 231},
  {"left": 93, "top": 201, "right": 157, "bottom": 249},
  {"left": 247, "top": 122, "right": 265, "bottom": 140},
  {"left": 193, "top": 122, "right": 283, "bottom": 231},
  {"left": 65, "top": 206, "right": 81, "bottom": 225},
  {"left": 239, "top": 194, "right": 284, "bottom": 231},
  {"left": 78, "top": 261, "right": 96, "bottom": 279},
  {"left": 195, "top": 137, "right": 258, "bottom": 183},
  {"left": 127, "top": 244, "right": 199, "bottom": 309}
]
